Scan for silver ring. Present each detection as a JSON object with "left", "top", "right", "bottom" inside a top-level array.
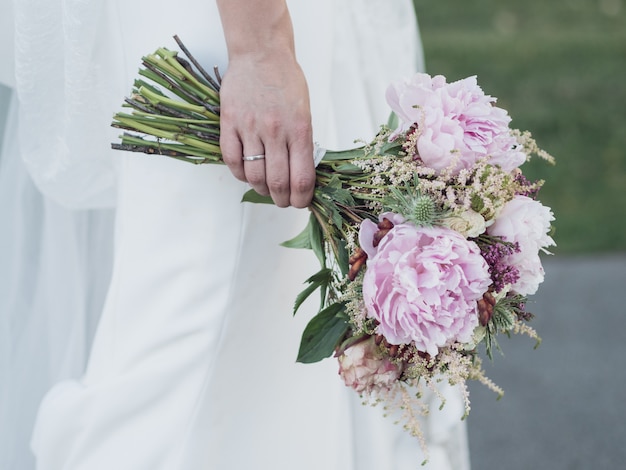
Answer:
[{"left": 242, "top": 154, "right": 265, "bottom": 161}]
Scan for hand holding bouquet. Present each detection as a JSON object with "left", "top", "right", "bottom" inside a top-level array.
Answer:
[{"left": 112, "top": 37, "right": 555, "bottom": 456}]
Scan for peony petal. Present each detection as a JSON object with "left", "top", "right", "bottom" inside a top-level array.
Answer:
[{"left": 363, "top": 224, "right": 491, "bottom": 356}]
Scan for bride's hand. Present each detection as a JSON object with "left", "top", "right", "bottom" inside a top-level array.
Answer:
[
  {"left": 219, "top": 52, "right": 315, "bottom": 208},
  {"left": 217, "top": 0, "right": 315, "bottom": 209}
]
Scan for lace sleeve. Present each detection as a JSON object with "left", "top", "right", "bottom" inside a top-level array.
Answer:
[
  {"left": 0, "top": 0, "right": 15, "bottom": 88},
  {"left": 13, "top": 0, "right": 119, "bottom": 208}
]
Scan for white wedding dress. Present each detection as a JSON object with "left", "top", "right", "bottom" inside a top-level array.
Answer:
[{"left": 0, "top": 1, "right": 470, "bottom": 469}]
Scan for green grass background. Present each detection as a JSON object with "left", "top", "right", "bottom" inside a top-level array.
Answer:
[{"left": 413, "top": 0, "right": 626, "bottom": 254}]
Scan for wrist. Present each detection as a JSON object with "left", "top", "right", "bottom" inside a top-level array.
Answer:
[{"left": 217, "top": 0, "right": 295, "bottom": 59}]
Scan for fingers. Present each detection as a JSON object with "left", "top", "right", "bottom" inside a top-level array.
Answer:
[
  {"left": 285, "top": 128, "right": 315, "bottom": 209},
  {"left": 251, "top": 115, "right": 315, "bottom": 208},
  {"left": 218, "top": 56, "right": 316, "bottom": 208},
  {"left": 241, "top": 135, "right": 269, "bottom": 198},
  {"left": 221, "top": 115, "right": 271, "bottom": 198},
  {"left": 262, "top": 138, "right": 289, "bottom": 207},
  {"left": 220, "top": 115, "right": 246, "bottom": 182},
  {"left": 221, "top": 115, "right": 315, "bottom": 208}
]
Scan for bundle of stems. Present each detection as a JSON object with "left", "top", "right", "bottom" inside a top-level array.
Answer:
[{"left": 111, "top": 35, "right": 223, "bottom": 162}]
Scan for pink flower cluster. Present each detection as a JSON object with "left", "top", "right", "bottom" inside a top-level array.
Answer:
[
  {"left": 487, "top": 196, "right": 556, "bottom": 295},
  {"left": 359, "top": 213, "right": 491, "bottom": 357},
  {"left": 386, "top": 73, "right": 525, "bottom": 174},
  {"left": 337, "top": 337, "right": 402, "bottom": 394}
]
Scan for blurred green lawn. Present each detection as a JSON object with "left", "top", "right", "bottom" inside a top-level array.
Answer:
[{"left": 413, "top": 0, "right": 626, "bottom": 254}]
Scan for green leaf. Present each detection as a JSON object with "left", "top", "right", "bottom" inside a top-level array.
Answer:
[
  {"left": 323, "top": 182, "right": 355, "bottom": 207},
  {"left": 309, "top": 214, "right": 326, "bottom": 267},
  {"left": 326, "top": 174, "right": 342, "bottom": 189},
  {"left": 336, "top": 238, "right": 350, "bottom": 277},
  {"left": 241, "top": 189, "right": 274, "bottom": 205},
  {"left": 320, "top": 147, "right": 365, "bottom": 162},
  {"left": 332, "top": 162, "right": 362, "bottom": 174},
  {"left": 281, "top": 215, "right": 313, "bottom": 250},
  {"left": 296, "top": 303, "right": 349, "bottom": 364},
  {"left": 317, "top": 176, "right": 353, "bottom": 231},
  {"left": 293, "top": 283, "right": 321, "bottom": 317},
  {"left": 293, "top": 268, "right": 333, "bottom": 315},
  {"left": 492, "top": 306, "right": 516, "bottom": 331},
  {"left": 380, "top": 137, "right": 405, "bottom": 155},
  {"left": 328, "top": 204, "right": 344, "bottom": 232}
]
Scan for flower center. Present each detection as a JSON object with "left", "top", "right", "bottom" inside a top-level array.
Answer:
[{"left": 411, "top": 196, "right": 436, "bottom": 226}]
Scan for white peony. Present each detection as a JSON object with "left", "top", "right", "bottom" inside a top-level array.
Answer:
[
  {"left": 441, "top": 209, "right": 487, "bottom": 238},
  {"left": 487, "top": 196, "right": 555, "bottom": 295}
]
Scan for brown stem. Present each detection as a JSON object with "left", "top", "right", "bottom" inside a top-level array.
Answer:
[
  {"left": 213, "top": 66, "right": 222, "bottom": 85},
  {"left": 152, "top": 103, "right": 197, "bottom": 120},
  {"left": 111, "top": 143, "right": 216, "bottom": 164},
  {"left": 124, "top": 97, "right": 155, "bottom": 114},
  {"left": 173, "top": 35, "right": 221, "bottom": 92},
  {"left": 111, "top": 142, "right": 187, "bottom": 157},
  {"left": 142, "top": 60, "right": 209, "bottom": 110}
]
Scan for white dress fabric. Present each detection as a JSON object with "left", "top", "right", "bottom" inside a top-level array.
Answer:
[{"left": 1, "top": 1, "right": 469, "bottom": 469}]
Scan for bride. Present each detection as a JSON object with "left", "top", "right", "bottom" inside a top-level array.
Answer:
[{"left": 0, "top": 1, "right": 470, "bottom": 468}]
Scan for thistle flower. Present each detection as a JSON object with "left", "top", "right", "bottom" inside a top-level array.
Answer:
[{"left": 382, "top": 177, "right": 442, "bottom": 227}]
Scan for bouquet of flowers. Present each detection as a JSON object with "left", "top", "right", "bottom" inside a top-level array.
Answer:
[{"left": 112, "top": 36, "right": 555, "bottom": 453}]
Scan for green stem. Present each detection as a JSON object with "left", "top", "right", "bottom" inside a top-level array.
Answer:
[
  {"left": 127, "top": 110, "right": 218, "bottom": 126},
  {"left": 138, "top": 87, "right": 219, "bottom": 120},
  {"left": 155, "top": 48, "right": 220, "bottom": 102},
  {"left": 115, "top": 134, "right": 222, "bottom": 163},
  {"left": 114, "top": 116, "right": 221, "bottom": 154}
]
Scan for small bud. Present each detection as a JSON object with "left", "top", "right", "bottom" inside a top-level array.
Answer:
[
  {"left": 387, "top": 344, "right": 400, "bottom": 358},
  {"left": 348, "top": 247, "right": 366, "bottom": 264},
  {"left": 377, "top": 218, "right": 394, "bottom": 230},
  {"left": 348, "top": 248, "right": 368, "bottom": 281},
  {"left": 478, "top": 294, "right": 495, "bottom": 326},
  {"left": 373, "top": 218, "right": 394, "bottom": 247},
  {"left": 484, "top": 291, "right": 496, "bottom": 307}
]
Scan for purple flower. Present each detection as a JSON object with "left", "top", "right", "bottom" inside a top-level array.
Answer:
[
  {"left": 385, "top": 73, "right": 525, "bottom": 174},
  {"left": 513, "top": 170, "right": 541, "bottom": 198},
  {"left": 359, "top": 214, "right": 492, "bottom": 356},
  {"left": 480, "top": 241, "right": 521, "bottom": 293},
  {"left": 487, "top": 196, "right": 555, "bottom": 295},
  {"left": 337, "top": 336, "right": 402, "bottom": 394}
]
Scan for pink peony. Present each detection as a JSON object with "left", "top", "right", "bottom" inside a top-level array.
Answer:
[
  {"left": 487, "top": 196, "right": 555, "bottom": 295},
  {"left": 360, "top": 214, "right": 491, "bottom": 357},
  {"left": 337, "top": 336, "right": 402, "bottom": 394},
  {"left": 385, "top": 73, "right": 525, "bottom": 174}
]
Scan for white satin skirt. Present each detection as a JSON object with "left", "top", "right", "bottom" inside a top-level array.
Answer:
[
  {"left": 1, "top": 0, "right": 470, "bottom": 468},
  {"left": 31, "top": 155, "right": 470, "bottom": 470}
]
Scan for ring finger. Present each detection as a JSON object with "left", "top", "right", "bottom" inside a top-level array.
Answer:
[{"left": 241, "top": 138, "right": 268, "bottom": 197}]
